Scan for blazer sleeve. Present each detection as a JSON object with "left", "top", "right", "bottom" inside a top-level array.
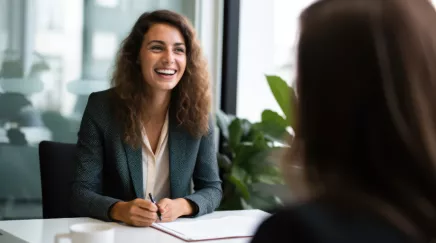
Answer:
[
  {"left": 183, "top": 119, "right": 223, "bottom": 216},
  {"left": 70, "top": 93, "right": 121, "bottom": 221}
]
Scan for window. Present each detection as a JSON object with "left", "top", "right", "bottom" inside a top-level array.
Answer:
[{"left": 236, "top": 0, "right": 313, "bottom": 122}]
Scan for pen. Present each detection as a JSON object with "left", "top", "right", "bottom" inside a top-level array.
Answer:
[{"left": 148, "top": 193, "right": 162, "bottom": 221}]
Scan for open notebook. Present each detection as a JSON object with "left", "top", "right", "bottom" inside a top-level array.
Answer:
[{"left": 151, "top": 215, "right": 268, "bottom": 242}]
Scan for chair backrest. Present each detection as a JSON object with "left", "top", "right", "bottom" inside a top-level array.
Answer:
[{"left": 38, "top": 141, "right": 76, "bottom": 218}]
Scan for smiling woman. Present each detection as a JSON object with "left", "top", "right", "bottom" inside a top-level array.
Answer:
[
  {"left": 140, "top": 24, "right": 187, "bottom": 93},
  {"left": 69, "top": 10, "right": 222, "bottom": 227}
]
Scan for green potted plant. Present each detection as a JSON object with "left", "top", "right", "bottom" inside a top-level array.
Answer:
[{"left": 216, "top": 75, "right": 296, "bottom": 211}]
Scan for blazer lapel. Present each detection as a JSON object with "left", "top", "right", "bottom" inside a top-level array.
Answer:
[
  {"left": 168, "top": 115, "right": 186, "bottom": 199},
  {"left": 123, "top": 141, "right": 143, "bottom": 199}
]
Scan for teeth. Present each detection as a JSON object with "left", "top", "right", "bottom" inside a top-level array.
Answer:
[{"left": 155, "top": 69, "right": 176, "bottom": 75}]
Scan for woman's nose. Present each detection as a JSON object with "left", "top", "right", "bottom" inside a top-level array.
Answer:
[{"left": 162, "top": 51, "right": 175, "bottom": 64}]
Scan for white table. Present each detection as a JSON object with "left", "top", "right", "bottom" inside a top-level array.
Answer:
[{"left": 0, "top": 210, "right": 269, "bottom": 243}]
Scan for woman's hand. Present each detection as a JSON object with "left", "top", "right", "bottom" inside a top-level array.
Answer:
[
  {"left": 110, "top": 199, "right": 158, "bottom": 227},
  {"left": 157, "top": 198, "right": 194, "bottom": 222}
]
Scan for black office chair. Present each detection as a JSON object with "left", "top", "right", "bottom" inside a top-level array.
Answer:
[{"left": 38, "top": 141, "right": 77, "bottom": 218}]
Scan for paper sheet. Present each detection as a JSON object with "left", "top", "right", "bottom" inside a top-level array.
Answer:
[{"left": 151, "top": 215, "right": 267, "bottom": 241}]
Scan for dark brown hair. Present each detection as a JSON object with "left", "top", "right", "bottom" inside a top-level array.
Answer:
[
  {"left": 110, "top": 10, "right": 210, "bottom": 147},
  {"left": 288, "top": 0, "right": 436, "bottom": 240}
]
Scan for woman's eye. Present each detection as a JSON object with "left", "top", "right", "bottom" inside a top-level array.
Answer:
[
  {"left": 151, "top": 46, "right": 163, "bottom": 51},
  {"left": 175, "top": 48, "right": 185, "bottom": 53}
]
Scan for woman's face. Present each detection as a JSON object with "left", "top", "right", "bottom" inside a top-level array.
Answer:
[{"left": 139, "top": 23, "right": 187, "bottom": 93}]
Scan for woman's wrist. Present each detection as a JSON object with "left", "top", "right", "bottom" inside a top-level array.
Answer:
[
  {"left": 110, "top": 201, "right": 126, "bottom": 221},
  {"left": 175, "top": 198, "right": 194, "bottom": 216}
]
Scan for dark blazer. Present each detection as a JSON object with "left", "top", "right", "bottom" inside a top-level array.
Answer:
[
  {"left": 70, "top": 89, "right": 222, "bottom": 221},
  {"left": 251, "top": 201, "right": 412, "bottom": 243}
]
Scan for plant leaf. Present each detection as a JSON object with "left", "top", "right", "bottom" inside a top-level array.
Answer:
[
  {"left": 266, "top": 75, "right": 296, "bottom": 127},
  {"left": 228, "top": 118, "right": 243, "bottom": 151},
  {"left": 240, "top": 145, "right": 284, "bottom": 183},
  {"left": 216, "top": 110, "right": 234, "bottom": 139},
  {"left": 240, "top": 119, "right": 252, "bottom": 139},
  {"left": 248, "top": 194, "right": 283, "bottom": 211},
  {"left": 231, "top": 165, "right": 248, "bottom": 181},
  {"left": 228, "top": 174, "right": 250, "bottom": 200},
  {"left": 254, "top": 166, "right": 284, "bottom": 184},
  {"left": 217, "top": 153, "right": 232, "bottom": 172},
  {"left": 254, "top": 109, "right": 291, "bottom": 144},
  {"left": 262, "top": 109, "right": 288, "bottom": 127},
  {"left": 256, "top": 175, "right": 284, "bottom": 184},
  {"left": 218, "top": 192, "right": 243, "bottom": 210},
  {"left": 253, "top": 132, "right": 269, "bottom": 150},
  {"left": 236, "top": 148, "right": 275, "bottom": 177},
  {"left": 233, "top": 143, "right": 262, "bottom": 167},
  {"left": 246, "top": 149, "right": 277, "bottom": 173},
  {"left": 240, "top": 198, "right": 254, "bottom": 210},
  {"left": 245, "top": 186, "right": 283, "bottom": 211}
]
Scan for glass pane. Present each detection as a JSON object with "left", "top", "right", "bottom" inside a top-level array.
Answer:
[
  {"left": 236, "top": 0, "right": 314, "bottom": 122},
  {"left": 0, "top": 0, "right": 196, "bottom": 220}
]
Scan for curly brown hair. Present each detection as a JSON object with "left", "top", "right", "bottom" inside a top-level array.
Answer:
[{"left": 110, "top": 10, "right": 211, "bottom": 148}]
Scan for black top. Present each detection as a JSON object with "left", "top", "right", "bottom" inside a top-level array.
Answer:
[{"left": 251, "top": 201, "right": 412, "bottom": 243}]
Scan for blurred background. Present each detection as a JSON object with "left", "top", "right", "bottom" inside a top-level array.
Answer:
[{"left": 0, "top": 0, "right": 315, "bottom": 220}]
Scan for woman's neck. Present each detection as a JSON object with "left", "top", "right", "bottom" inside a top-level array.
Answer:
[{"left": 146, "top": 90, "right": 171, "bottom": 122}]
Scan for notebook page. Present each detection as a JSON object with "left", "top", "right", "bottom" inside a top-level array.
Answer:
[{"left": 152, "top": 215, "right": 267, "bottom": 241}]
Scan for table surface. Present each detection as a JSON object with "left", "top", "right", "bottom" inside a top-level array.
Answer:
[{"left": 0, "top": 210, "right": 270, "bottom": 243}]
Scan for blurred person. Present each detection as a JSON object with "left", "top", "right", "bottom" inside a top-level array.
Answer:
[
  {"left": 252, "top": 0, "right": 436, "bottom": 242},
  {"left": 70, "top": 10, "right": 222, "bottom": 227}
]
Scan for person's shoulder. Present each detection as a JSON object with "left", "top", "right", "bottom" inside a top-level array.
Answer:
[
  {"left": 85, "top": 88, "right": 116, "bottom": 110},
  {"left": 87, "top": 88, "right": 115, "bottom": 104},
  {"left": 251, "top": 205, "right": 310, "bottom": 243},
  {"left": 252, "top": 201, "right": 412, "bottom": 243},
  {"left": 83, "top": 88, "right": 117, "bottom": 123}
]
